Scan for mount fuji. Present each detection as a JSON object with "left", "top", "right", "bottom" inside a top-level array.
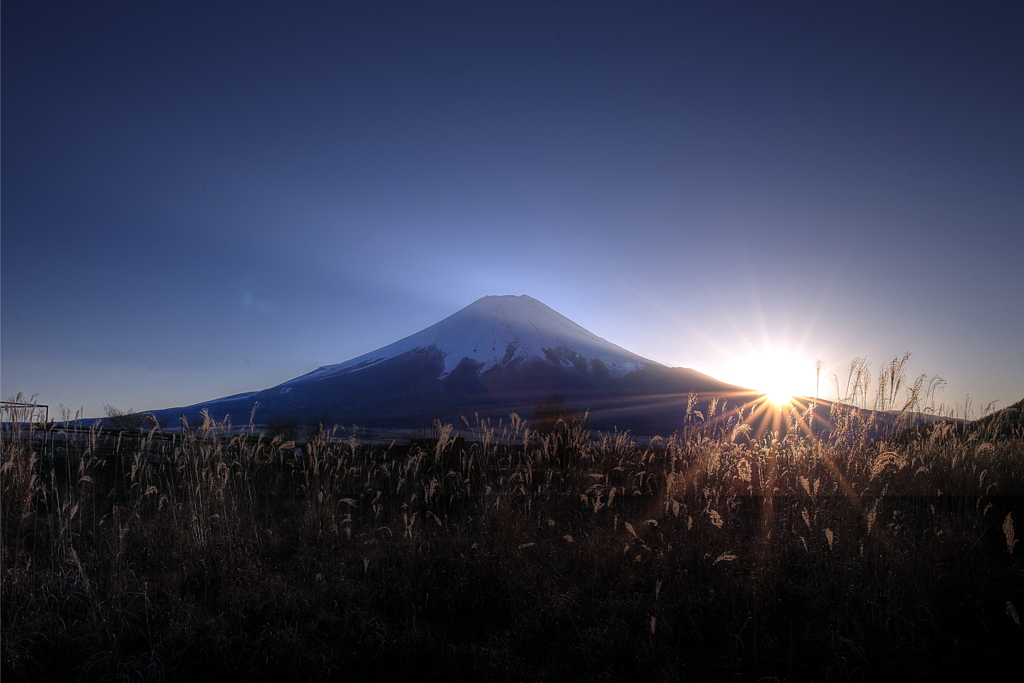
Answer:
[{"left": 149, "top": 295, "right": 756, "bottom": 435}]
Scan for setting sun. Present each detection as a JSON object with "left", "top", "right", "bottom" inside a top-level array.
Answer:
[
  {"left": 763, "top": 390, "right": 794, "bottom": 406},
  {"left": 725, "top": 346, "right": 813, "bottom": 405}
]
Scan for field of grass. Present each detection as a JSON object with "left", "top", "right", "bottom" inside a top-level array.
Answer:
[{"left": 2, "top": 397, "right": 1022, "bottom": 681}]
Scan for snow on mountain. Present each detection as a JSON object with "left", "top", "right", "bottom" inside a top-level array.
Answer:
[{"left": 285, "top": 295, "right": 661, "bottom": 385}]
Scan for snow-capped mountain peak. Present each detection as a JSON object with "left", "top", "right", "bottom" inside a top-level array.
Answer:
[{"left": 290, "top": 295, "right": 661, "bottom": 384}]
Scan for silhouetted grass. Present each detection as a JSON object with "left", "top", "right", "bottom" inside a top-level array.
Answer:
[{"left": 3, "top": 397, "right": 1022, "bottom": 681}]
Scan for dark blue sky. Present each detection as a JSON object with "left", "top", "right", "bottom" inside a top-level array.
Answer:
[{"left": 3, "top": 1, "right": 1022, "bottom": 419}]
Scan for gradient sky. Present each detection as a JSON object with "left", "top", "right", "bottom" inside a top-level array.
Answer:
[{"left": 3, "top": 1, "right": 1022, "bottom": 421}]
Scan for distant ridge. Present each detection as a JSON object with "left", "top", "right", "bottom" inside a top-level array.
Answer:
[{"left": 888, "top": 397, "right": 1023, "bottom": 444}]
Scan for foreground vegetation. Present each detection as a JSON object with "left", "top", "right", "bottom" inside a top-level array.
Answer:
[{"left": 3, "top": 397, "right": 1022, "bottom": 681}]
